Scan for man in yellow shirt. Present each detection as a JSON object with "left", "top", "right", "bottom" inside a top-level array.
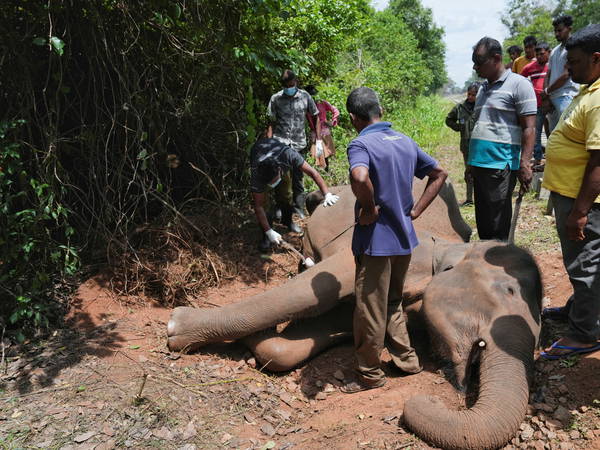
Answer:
[
  {"left": 513, "top": 35, "right": 537, "bottom": 74},
  {"left": 541, "top": 24, "right": 600, "bottom": 359}
]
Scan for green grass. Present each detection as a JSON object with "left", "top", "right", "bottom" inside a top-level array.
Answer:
[{"left": 304, "top": 95, "right": 456, "bottom": 191}]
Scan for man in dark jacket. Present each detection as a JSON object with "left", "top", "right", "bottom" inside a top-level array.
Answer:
[
  {"left": 250, "top": 137, "right": 339, "bottom": 252},
  {"left": 445, "top": 82, "right": 479, "bottom": 205}
]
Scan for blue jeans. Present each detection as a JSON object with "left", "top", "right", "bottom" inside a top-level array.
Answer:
[
  {"left": 548, "top": 95, "right": 574, "bottom": 131},
  {"left": 534, "top": 107, "right": 545, "bottom": 161}
]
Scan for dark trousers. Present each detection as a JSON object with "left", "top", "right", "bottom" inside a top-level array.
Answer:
[
  {"left": 552, "top": 192, "right": 600, "bottom": 343},
  {"left": 291, "top": 161, "right": 305, "bottom": 212},
  {"left": 471, "top": 165, "right": 518, "bottom": 241}
]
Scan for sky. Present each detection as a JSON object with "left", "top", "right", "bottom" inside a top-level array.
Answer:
[{"left": 372, "top": 0, "right": 508, "bottom": 86}]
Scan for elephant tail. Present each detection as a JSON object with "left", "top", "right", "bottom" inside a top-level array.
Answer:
[{"left": 403, "top": 318, "right": 535, "bottom": 450}]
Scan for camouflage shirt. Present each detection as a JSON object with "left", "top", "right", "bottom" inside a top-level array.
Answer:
[{"left": 267, "top": 88, "right": 318, "bottom": 152}]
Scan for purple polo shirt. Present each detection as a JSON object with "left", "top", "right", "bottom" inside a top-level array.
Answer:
[{"left": 347, "top": 121, "right": 438, "bottom": 256}]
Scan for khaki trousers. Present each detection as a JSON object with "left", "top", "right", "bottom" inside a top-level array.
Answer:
[{"left": 354, "top": 253, "right": 420, "bottom": 382}]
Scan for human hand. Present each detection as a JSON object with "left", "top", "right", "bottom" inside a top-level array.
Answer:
[
  {"left": 316, "top": 140, "right": 324, "bottom": 157},
  {"left": 323, "top": 192, "right": 339, "bottom": 207},
  {"left": 518, "top": 163, "right": 533, "bottom": 191},
  {"left": 566, "top": 210, "right": 587, "bottom": 241},
  {"left": 464, "top": 165, "right": 472, "bottom": 184},
  {"left": 265, "top": 229, "right": 282, "bottom": 245},
  {"left": 358, "top": 206, "right": 380, "bottom": 226}
]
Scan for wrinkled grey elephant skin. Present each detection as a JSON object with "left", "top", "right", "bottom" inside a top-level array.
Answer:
[{"left": 166, "top": 178, "right": 542, "bottom": 450}]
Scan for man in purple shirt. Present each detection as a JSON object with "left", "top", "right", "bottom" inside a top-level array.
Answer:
[{"left": 341, "top": 87, "right": 448, "bottom": 393}]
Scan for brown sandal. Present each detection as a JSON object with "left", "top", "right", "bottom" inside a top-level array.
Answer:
[{"left": 340, "top": 378, "right": 386, "bottom": 394}]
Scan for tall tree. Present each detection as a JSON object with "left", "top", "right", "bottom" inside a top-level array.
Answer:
[{"left": 387, "top": 0, "right": 447, "bottom": 92}]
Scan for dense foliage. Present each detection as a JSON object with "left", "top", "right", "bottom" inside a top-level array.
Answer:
[{"left": 0, "top": 0, "right": 446, "bottom": 332}]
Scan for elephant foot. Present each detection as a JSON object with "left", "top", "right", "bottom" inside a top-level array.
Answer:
[{"left": 167, "top": 306, "right": 201, "bottom": 351}]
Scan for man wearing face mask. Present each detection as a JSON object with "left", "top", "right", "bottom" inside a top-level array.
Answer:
[
  {"left": 267, "top": 69, "right": 322, "bottom": 219},
  {"left": 250, "top": 136, "right": 339, "bottom": 252}
]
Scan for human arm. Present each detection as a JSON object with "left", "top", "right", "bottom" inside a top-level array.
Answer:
[
  {"left": 445, "top": 105, "right": 461, "bottom": 132},
  {"left": 266, "top": 125, "right": 273, "bottom": 138},
  {"left": 411, "top": 166, "right": 448, "bottom": 220},
  {"left": 300, "top": 161, "right": 339, "bottom": 206},
  {"left": 301, "top": 161, "right": 329, "bottom": 195},
  {"left": 252, "top": 192, "right": 273, "bottom": 233},
  {"left": 545, "top": 67, "right": 570, "bottom": 95},
  {"left": 325, "top": 101, "right": 340, "bottom": 127},
  {"left": 566, "top": 107, "right": 600, "bottom": 240},
  {"left": 350, "top": 166, "right": 379, "bottom": 225},
  {"left": 518, "top": 114, "right": 535, "bottom": 189},
  {"left": 567, "top": 151, "right": 600, "bottom": 240}
]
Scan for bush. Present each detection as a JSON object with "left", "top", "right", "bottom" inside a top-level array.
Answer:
[{"left": 0, "top": 120, "right": 78, "bottom": 336}]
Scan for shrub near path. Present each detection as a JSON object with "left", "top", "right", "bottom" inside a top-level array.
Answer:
[{"left": 2, "top": 97, "right": 600, "bottom": 449}]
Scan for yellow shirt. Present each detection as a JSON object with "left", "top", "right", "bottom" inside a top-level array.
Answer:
[
  {"left": 543, "top": 78, "right": 600, "bottom": 200},
  {"left": 513, "top": 55, "right": 535, "bottom": 75}
]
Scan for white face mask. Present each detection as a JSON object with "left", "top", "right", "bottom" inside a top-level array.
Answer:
[{"left": 268, "top": 176, "right": 282, "bottom": 189}]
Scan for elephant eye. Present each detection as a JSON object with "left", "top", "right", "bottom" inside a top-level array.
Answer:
[
  {"left": 442, "top": 265, "right": 454, "bottom": 272},
  {"left": 507, "top": 286, "right": 515, "bottom": 295}
]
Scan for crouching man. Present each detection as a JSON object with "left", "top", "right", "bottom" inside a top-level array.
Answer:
[{"left": 250, "top": 136, "right": 339, "bottom": 252}]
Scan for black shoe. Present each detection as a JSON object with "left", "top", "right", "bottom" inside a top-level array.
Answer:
[
  {"left": 541, "top": 306, "right": 569, "bottom": 322},
  {"left": 258, "top": 234, "right": 272, "bottom": 253},
  {"left": 460, "top": 199, "right": 473, "bottom": 207}
]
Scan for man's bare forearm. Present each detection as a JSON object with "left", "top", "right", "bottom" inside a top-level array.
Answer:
[
  {"left": 301, "top": 162, "right": 329, "bottom": 194},
  {"left": 548, "top": 71, "right": 570, "bottom": 93},
  {"left": 412, "top": 167, "right": 448, "bottom": 219},
  {"left": 350, "top": 167, "right": 376, "bottom": 212},
  {"left": 520, "top": 116, "right": 536, "bottom": 165},
  {"left": 252, "top": 193, "right": 271, "bottom": 232},
  {"left": 572, "top": 151, "right": 600, "bottom": 217}
]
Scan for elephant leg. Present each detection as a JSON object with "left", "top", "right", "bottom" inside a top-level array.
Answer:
[{"left": 241, "top": 302, "right": 354, "bottom": 372}]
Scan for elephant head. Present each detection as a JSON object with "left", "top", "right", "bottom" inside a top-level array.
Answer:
[{"left": 403, "top": 241, "right": 542, "bottom": 450}]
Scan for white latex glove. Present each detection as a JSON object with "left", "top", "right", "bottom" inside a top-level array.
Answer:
[
  {"left": 265, "top": 229, "right": 282, "bottom": 245},
  {"left": 315, "top": 139, "right": 324, "bottom": 157},
  {"left": 323, "top": 192, "right": 340, "bottom": 207}
]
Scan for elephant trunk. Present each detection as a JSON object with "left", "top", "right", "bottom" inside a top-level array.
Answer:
[
  {"left": 167, "top": 248, "right": 355, "bottom": 351},
  {"left": 403, "top": 337, "right": 533, "bottom": 450}
]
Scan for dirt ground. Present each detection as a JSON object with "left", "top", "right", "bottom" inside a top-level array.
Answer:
[{"left": 3, "top": 150, "right": 600, "bottom": 449}]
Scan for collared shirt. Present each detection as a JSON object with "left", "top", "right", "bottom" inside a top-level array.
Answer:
[
  {"left": 521, "top": 60, "right": 548, "bottom": 106},
  {"left": 307, "top": 100, "right": 340, "bottom": 136},
  {"left": 249, "top": 138, "right": 304, "bottom": 193},
  {"left": 468, "top": 70, "right": 537, "bottom": 170},
  {"left": 513, "top": 55, "right": 535, "bottom": 75},
  {"left": 548, "top": 43, "right": 579, "bottom": 99},
  {"left": 267, "top": 89, "right": 318, "bottom": 151},
  {"left": 543, "top": 78, "right": 600, "bottom": 201},
  {"left": 347, "top": 121, "right": 437, "bottom": 256}
]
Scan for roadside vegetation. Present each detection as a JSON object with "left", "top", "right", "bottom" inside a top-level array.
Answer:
[{"left": 0, "top": 0, "right": 446, "bottom": 336}]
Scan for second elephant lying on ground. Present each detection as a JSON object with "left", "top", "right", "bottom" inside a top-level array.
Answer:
[{"left": 167, "top": 179, "right": 542, "bottom": 450}]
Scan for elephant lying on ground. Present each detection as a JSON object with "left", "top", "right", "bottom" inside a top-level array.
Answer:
[{"left": 167, "top": 178, "right": 542, "bottom": 450}]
